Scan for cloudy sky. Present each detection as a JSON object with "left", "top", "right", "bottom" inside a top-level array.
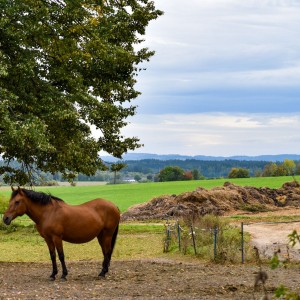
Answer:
[{"left": 122, "top": 0, "right": 300, "bottom": 157}]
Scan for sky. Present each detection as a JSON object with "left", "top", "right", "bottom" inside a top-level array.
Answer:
[{"left": 121, "top": 0, "right": 300, "bottom": 157}]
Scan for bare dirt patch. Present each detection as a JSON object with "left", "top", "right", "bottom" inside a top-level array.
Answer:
[
  {"left": 0, "top": 259, "right": 300, "bottom": 299},
  {"left": 246, "top": 222, "right": 300, "bottom": 259}
]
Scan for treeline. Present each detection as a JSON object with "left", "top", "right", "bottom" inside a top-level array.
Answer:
[
  {"left": 154, "top": 159, "right": 300, "bottom": 181},
  {"left": 0, "top": 160, "right": 114, "bottom": 184},
  {"left": 121, "top": 159, "right": 270, "bottom": 178},
  {"left": 1, "top": 159, "right": 299, "bottom": 184},
  {"left": 260, "top": 160, "right": 300, "bottom": 177},
  {"left": 227, "top": 159, "right": 300, "bottom": 179}
]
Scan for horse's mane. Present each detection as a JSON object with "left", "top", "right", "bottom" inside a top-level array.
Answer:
[{"left": 12, "top": 189, "right": 64, "bottom": 205}]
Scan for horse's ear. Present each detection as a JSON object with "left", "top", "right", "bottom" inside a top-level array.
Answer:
[
  {"left": 11, "top": 186, "right": 16, "bottom": 192},
  {"left": 18, "top": 187, "right": 26, "bottom": 196}
]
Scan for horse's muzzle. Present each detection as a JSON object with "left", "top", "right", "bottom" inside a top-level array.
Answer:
[{"left": 3, "top": 215, "right": 13, "bottom": 225}]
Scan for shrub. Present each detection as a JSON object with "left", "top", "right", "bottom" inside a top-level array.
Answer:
[
  {"left": 158, "top": 166, "right": 185, "bottom": 182},
  {"left": 228, "top": 167, "right": 250, "bottom": 178}
]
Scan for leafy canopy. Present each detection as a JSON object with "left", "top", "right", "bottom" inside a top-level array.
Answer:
[
  {"left": 228, "top": 167, "right": 250, "bottom": 179},
  {"left": 158, "top": 166, "right": 185, "bottom": 182},
  {"left": 0, "top": 0, "right": 162, "bottom": 185}
]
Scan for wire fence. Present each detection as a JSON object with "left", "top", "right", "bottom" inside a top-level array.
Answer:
[
  {"left": 163, "top": 218, "right": 244, "bottom": 263},
  {"left": 163, "top": 218, "right": 300, "bottom": 264}
]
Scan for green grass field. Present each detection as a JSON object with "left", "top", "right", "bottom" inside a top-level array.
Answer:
[
  {"left": 0, "top": 175, "right": 298, "bottom": 212},
  {"left": 0, "top": 175, "right": 299, "bottom": 263},
  {"left": 0, "top": 224, "right": 166, "bottom": 262}
]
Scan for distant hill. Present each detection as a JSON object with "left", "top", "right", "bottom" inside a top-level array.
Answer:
[{"left": 102, "top": 153, "right": 300, "bottom": 162}]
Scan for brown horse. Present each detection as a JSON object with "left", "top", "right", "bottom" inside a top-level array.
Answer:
[{"left": 3, "top": 187, "right": 120, "bottom": 280}]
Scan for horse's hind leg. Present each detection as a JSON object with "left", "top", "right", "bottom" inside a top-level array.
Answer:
[
  {"left": 97, "top": 233, "right": 113, "bottom": 278},
  {"left": 53, "top": 236, "right": 68, "bottom": 280}
]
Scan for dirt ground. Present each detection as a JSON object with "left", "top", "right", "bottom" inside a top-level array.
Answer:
[
  {"left": 2, "top": 215, "right": 300, "bottom": 300},
  {"left": 1, "top": 258, "right": 300, "bottom": 300},
  {"left": 245, "top": 221, "right": 300, "bottom": 260}
]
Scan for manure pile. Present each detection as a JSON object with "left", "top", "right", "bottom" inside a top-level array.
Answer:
[{"left": 121, "top": 181, "right": 300, "bottom": 221}]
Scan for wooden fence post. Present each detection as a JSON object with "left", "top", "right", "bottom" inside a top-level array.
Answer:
[
  {"left": 177, "top": 221, "right": 181, "bottom": 251},
  {"left": 164, "top": 222, "right": 171, "bottom": 253},
  {"left": 241, "top": 222, "right": 245, "bottom": 264},
  {"left": 213, "top": 226, "right": 218, "bottom": 260},
  {"left": 190, "top": 225, "right": 197, "bottom": 255}
]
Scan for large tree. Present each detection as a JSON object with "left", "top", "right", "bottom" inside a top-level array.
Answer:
[
  {"left": 158, "top": 166, "right": 185, "bottom": 182},
  {"left": 0, "top": 0, "right": 162, "bottom": 185}
]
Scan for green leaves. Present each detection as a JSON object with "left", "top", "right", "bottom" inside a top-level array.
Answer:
[
  {"left": 270, "top": 231, "right": 300, "bottom": 299},
  {"left": 274, "top": 284, "right": 300, "bottom": 299},
  {"left": 288, "top": 230, "right": 300, "bottom": 247},
  {"left": 158, "top": 166, "right": 186, "bottom": 182},
  {"left": 269, "top": 252, "right": 280, "bottom": 270},
  {"left": 0, "top": 0, "right": 162, "bottom": 185}
]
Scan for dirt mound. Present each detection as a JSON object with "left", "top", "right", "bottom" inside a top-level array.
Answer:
[{"left": 121, "top": 181, "right": 300, "bottom": 221}]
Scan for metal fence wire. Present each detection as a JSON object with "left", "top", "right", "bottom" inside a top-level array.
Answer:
[{"left": 164, "top": 219, "right": 300, "bottom": 264}]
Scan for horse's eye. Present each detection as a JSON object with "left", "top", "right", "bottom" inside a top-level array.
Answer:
[{"left": 15, "top": 201, "right": 20, "bottom": 205}]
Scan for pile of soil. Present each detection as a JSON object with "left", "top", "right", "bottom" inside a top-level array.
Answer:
[{"left": 121, "top": 181, "right": 300, "bottom": 221}]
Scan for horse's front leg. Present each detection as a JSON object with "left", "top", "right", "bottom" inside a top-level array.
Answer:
[
  {"left": 53, "top": 236, "right": 68, "bottom": 280},
  {"left": 49, "top": 251, "right": 58, "bottom": 280},
  {"left": 45, "top": 239, "right": 58, "bottom": 281}
]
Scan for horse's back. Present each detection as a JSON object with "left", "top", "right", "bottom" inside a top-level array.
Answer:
[
  {"left": 79, "top": 198, "right": 120, "bottom": 228},
  {"left": 48, "top": 198, "right": 120, "bottom": 244},
  {"left": 81, "top": 198, "right": 119, "bottom": 217}
]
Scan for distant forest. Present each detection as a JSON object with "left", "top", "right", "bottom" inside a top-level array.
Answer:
[
  {"left": 1, "top": 159, "right": 299, "bottom": 183},
  {"left": 121, "top": 159, "right": 272, "bottom": 178}
]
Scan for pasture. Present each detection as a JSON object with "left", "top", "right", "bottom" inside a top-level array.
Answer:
[
  {"left": 0, "top": 175, "right": 299, "bottom": 264},
  {"left": 1, "top": 176, "right": 300, "bottom": 299},
  {"left": 0, "top": 175, "right": 298, "bottom": 212}
]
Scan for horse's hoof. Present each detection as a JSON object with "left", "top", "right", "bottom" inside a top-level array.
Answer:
[
  {"left": 61, "top": 277, "right": 67, "bottom": 281},
  {"left": 98, "top": 274, "right": 106, "bottom": 280},
  {"left": 49, "top": 277, "right": 55, "bottom": 281}
]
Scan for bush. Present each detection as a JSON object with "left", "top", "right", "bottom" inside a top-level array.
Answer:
[
  {"left": 228, "top": 167, "right": 250, "bottom": 178},
  {"left": 158, "top": 166, "right": 185, "bottom": 182}
]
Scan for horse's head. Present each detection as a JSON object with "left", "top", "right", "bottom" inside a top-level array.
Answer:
[{"left": 3, "top": 187, "right": 28, "bottom": 225}]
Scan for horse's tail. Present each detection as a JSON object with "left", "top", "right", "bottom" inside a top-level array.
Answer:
[{"left": 111, "top": 223, "right": 119, "bottom": 253}]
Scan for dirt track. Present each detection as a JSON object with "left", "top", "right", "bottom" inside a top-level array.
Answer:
[
  {"left": 2, "top": 220, "right": 300, "bottom": 300},
  {"left": 1, "top": 220, "right": 300, "bottom": 299},
  {"left": 0, "top": 259, "right": 300, "bottom": 299},
  {"left": 245, "top": 221, "right": 300, "bottom": 261}
]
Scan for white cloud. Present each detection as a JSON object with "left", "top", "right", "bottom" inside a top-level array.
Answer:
[
  {"left": 122, "top": 113, "right": 300, "bottom": 156},
  {"left": 139, "top": 0, "right": 300, "bottom": 89},
  {"left": 132, "top": 0, "right": 300, "bottom": 121},
  {"left": 110, "top": 0, "right": 300, "bottom": 156}
]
